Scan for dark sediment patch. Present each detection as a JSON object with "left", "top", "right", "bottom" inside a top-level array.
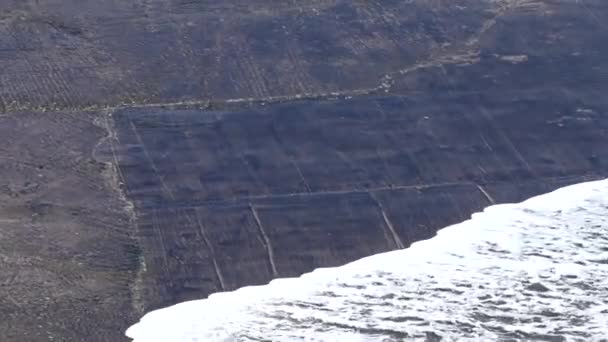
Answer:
[{"left": 112, "top": 81, "right": 608, "bottom": 312}]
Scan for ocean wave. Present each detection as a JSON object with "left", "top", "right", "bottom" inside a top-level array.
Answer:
[{"left": 127, "top": 179, "right": 608, "bottom": 341}]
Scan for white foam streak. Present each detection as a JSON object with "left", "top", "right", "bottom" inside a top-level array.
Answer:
[{"left": 127, "top": 179, "right": 608, "bottom": 341}]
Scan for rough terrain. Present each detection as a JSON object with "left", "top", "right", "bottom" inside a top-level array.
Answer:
[{"left": 1, "top": 0, "right": 607, "bottom": 341}]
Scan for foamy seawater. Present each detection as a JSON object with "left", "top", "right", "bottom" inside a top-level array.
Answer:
[{"left": 127, "top": 179, "right": 608, "bottom": 342}]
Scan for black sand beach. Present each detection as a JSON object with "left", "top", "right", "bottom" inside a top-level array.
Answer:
[{"left": 1, "top": 1, "right": 607, "bottom": 340}]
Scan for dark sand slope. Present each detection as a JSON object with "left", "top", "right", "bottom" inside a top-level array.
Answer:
[
  {"left": 1, "top": 0, "right": 608, "bottom": 341},
  {"left": 0, "top": 112, "right": 140, "bottom": 341}
]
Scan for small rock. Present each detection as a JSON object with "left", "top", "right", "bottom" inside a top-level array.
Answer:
[
  {"left": 527, "top": 282, "right": 551, "bottom": 292},
  {"left": 425, "top": 331, "right": 442, "bottom": 342}
]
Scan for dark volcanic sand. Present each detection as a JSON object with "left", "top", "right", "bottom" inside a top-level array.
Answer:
[{"left": 1, "top": 0, "right": 608, "bottom": 341}]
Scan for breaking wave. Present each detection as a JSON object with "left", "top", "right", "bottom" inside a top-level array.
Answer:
[{"left": 127, "top": 179, "right": 608, "bottom": 341}]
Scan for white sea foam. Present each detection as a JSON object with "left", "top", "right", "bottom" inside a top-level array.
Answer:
[{"left": 127, "top": 179, "right": 608, "bottom": 341}]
